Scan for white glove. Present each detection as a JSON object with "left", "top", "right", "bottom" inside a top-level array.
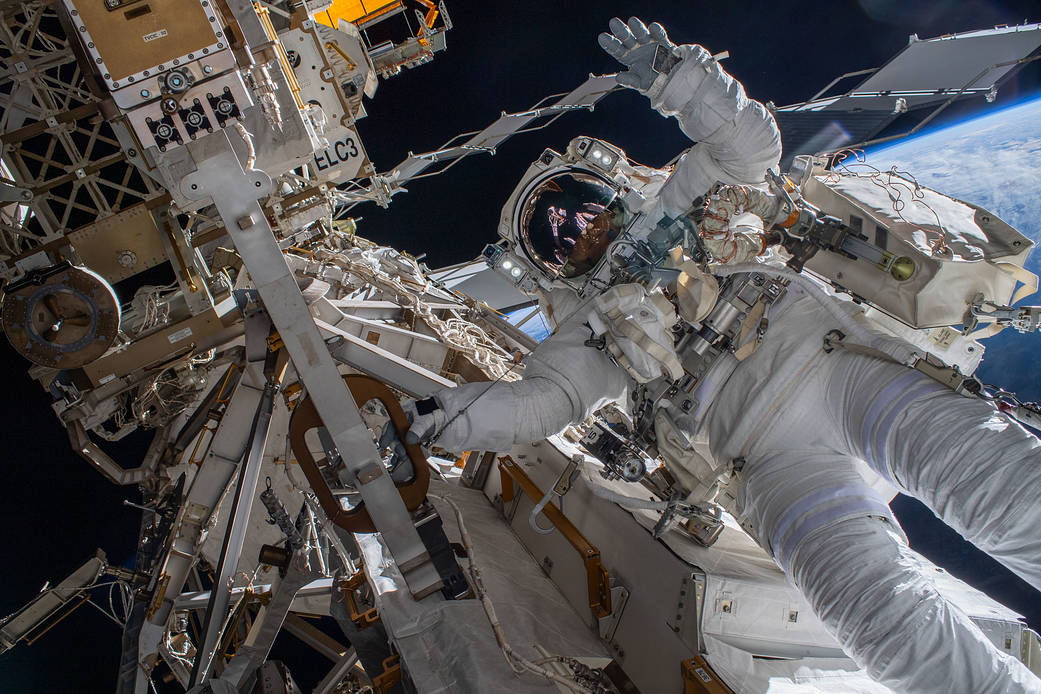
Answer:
[
  {"left": 598, "top": 17, "right": 680, "bottom": 92},
  {"left": 403, "top": 397, "right": 447, "bottom": 446}
]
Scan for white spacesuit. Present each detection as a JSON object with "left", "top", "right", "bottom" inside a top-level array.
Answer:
[{"left": 409, "top": 18, "right": 1041, "bottom": 694}]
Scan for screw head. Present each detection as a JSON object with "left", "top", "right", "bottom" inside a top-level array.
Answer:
[
  {"left": 203, "top": 65, "right": 213, "bottom": 74},
  {"left": 140, "top": 89, "right": 150, "bottom": 98}
]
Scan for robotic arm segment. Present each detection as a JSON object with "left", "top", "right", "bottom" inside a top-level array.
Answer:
[{"left": 969, "top": 299, "right": 1041, "bottom": 334}]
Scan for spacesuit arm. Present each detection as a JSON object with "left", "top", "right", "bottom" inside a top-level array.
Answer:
[
  {"left": 653, "top": 47, "right": 782, "bottom": 215},
  {"left": 414, "top": 319, "right": 630, "bottom": 453},
  {"left": 598, "top": 18, "right": 782, "bottom": 230}
]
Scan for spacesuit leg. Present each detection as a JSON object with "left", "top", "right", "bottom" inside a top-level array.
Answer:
[
  {"left": 826, "top": 350, "right": 1041, "bottom": 590},
  {"left": 740, "top": 451, "right": 1041, "bottom": 694}
]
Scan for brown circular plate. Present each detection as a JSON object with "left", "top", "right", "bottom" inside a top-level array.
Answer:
[{"left": 2, "top": 264, "right": 121, "bottom": 368}]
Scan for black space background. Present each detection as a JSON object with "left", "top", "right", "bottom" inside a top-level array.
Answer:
[{"left": 2, "top": 1, "right": 1041, "bottom": 692}]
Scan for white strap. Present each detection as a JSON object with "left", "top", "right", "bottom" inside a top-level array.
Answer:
[{"left": 994, "top": 261, "right": 1039, "bottom": 306}]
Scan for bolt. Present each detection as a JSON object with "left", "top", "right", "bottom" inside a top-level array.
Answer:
[
  {"left": 117, "top": 250, "right": 137, "bottom": 268},
  {"left": 140, "top": 89, "right": 150, "bottom": 97},
  {"left": 203, "top": 65, "right": 213, "bottom": 74}
]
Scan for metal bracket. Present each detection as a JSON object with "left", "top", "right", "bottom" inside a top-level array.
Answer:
[
  {"left": 666, "top": 572, "right": 707, "bottom": 654},
  {"left": 597, "top": 584, "right": 630, "bottom": 643},
  {"left": 681, "top": 655, "right": 735, "bottom": 694},
  {"left": 337, "top": 571, "right": 380, "bottom": 630},
  {"left": 371, "top": 654, "right": 402, "bottom": 694}
]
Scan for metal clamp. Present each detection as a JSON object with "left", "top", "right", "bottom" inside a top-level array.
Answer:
[
  {"left": 371, "top": 654, "right": 402, "bottom": 694},
  {"left": 337, "top": 571, "right": 380, "bottom": 630}
]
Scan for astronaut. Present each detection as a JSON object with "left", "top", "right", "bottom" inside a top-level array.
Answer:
[{"left": 409, "top": 18, "right": 1041, "bottom": 694}]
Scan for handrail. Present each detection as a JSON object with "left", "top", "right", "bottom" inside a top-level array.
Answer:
[{"left": 497, "top": 456, "right": 612, "bottom": 619}]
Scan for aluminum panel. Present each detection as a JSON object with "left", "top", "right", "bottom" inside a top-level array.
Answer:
[{"left": 858, "top": 24, "right": 1041, "bottom": 94}]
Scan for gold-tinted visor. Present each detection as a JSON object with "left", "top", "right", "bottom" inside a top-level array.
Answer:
[{"left": 518, "top": 171, "right": 626, "bottom": 279}]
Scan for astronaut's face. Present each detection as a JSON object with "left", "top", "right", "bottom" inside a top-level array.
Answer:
[
  {"left": 545, "top": 201, "right": 610, "bottom": 262},
  {"left": 520, "top": 172, "right": 623, "bottom": 280},
  {"left": 561, "top": 203, "right": 617, "bottom": 271}
]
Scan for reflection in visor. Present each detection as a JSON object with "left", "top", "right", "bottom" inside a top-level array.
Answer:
[{"left": 519, "top": 172, "right": 625, "bottom": 279}]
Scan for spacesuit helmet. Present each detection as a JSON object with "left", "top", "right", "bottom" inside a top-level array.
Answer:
[{"left": 518, "top": 171, "right": 626, "bottom": 280}]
